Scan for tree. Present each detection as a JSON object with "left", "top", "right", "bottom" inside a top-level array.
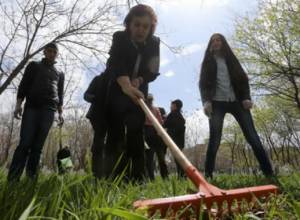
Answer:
[
  {"left": 0, "top": 0, "right": 122, "bottom": 95},
  {"left": 233, "top": 0, "right": 300, "bottom": 110},
  {"left": 252, "top": 97, "right": 300, "bottom": 169}
]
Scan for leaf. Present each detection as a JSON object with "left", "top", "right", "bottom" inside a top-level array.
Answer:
[
  {"left": 64, "top": 209, "right": 80, "bottom": 220},
  {"left": 99, "top": 207, "right": 148, "bottom": 220},
  {"left": 244, "top": 212, "right": 262, "bottom": 220},
  {"left": 19, "top": 198, "right": 36, "bottom": 220},
  {"left": 290, "top": 201, "right": 300, "bottom": 218}
]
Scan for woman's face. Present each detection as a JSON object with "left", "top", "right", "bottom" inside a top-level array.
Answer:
[
  {"left": 129, "top": 15, "right": 152, "bottom": 43},
  {"left": 210, "top": 35, "right": 223, "bottom": 53}
]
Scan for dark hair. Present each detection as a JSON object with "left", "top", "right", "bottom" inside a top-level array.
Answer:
[
  {"left": 147, "top": 93, "right": 154, "bottom": 100},
  {"left": 203, "top": 33, "right": 239, "bottom": 64},
  {"left": 201, "top": 33, "right": 248, "bottom": 84},
  {"left": 44, "top": 42, "right": 58, "bottom": 51},
  {"left": 158, "top": 107, "right": 166, "bottom": 116},
  {"left": 172, "top": 99, "right": 183, "bottom": 111},
  {"left": 123, "top": 4, "right": 157, "bottom": 37}
]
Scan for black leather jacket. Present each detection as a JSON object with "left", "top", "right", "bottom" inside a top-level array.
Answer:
[
  {"left": 164, "top": 110, "right": 186, "bottom": 149},
  {"left": 17, "top": 58, "right": 64, "bottom": 110},
  {"left": 106, "top": 31, "right": 160, "bottom": 97}
]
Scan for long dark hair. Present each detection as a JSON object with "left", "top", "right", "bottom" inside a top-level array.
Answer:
[
  {"left": 123, "top": 4, "right": 157, "bottom": 37},
  {"left": 201, "top": 33, "right": 248, "bottom": 84}
]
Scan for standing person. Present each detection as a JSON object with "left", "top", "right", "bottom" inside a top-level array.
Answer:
[
  {"left": 158, "top": 107, "right": 168, "bottom": 164},
  {"left": 84, "top": 73, "right": 110, "bottom": 178},
  {"left": 164, "top": 99, "right": 186, "bottom": 177},
  {"left": 158, "top": 107, "right": 167, "bottom": 122},
  {"left": 104, "top": 4, "right": 160, "bottom": 182},
  {"left": 144, "top": 94, "right": 168, "bottom": 180},
  {"left": 8, "top": 43, "right": 64, "bottom": 182},
  {"left": 199, "top": 33, "right": 274, "bottom": 179}
]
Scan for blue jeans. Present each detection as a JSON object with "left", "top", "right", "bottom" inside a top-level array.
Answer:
[
  {"left": 205, "top": 101, "right": 274, "bottom": 177},
  {"left": 8, "top": 107, "right": 55, "bottom": 181}
]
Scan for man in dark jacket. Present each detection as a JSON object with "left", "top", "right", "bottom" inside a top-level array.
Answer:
[
  {"left": 8, "top": 43, "right": 64, "bottom": 182},
  {"left": 164, "top": 99, "right": 186, "bottom": 177}
]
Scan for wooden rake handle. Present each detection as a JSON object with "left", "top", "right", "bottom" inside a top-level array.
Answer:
[
  {"left": 138, "top": 98, "right": 192, "bottom": 170},
  {"left": 138, "top": 98, "right": 223, "bottom": 195}
]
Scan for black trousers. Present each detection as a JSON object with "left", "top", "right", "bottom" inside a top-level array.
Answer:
[
  {"left": 168, "top": 134, "right": 185, "bottom": 178},
  {"left": 90, "top": 119, "right": 106, "bottom": 179},
  {"left": 205, "top": 101, "right": 274, "bottom": 177},
  {"left": 174, "top": 154, "right": 185, "bottom": 178},
  {"left": 8, "top": 107, "right": 54, "bottom": 181},
  {"left": 105, "top": 94, "right": 146, "bottom": 181},
  {"left": 145, "top": 126, "right": 168, "bottom": 180}
]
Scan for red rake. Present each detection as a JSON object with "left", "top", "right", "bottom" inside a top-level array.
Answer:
[{"left": 134, "top": 99, "right": 279, "bottom": 218}]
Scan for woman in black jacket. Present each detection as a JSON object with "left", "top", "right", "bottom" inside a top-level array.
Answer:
[
  {"left": 199, "top": 33, "right": 274, "bottom": 179},
  {"left": 103, "top": 4, "right": 160, "bottom": 181}
]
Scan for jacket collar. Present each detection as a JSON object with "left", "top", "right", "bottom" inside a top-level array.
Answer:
[{"left": 42, "top": 58, "right": 56, "bottom": 66}]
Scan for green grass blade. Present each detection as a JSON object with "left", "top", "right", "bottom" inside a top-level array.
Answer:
[
  {"left": 19, "top": 198, "right": 36, "bottom": 220},
  {"left": 99, "top": 207, "right": 147, "bottom": 220}
]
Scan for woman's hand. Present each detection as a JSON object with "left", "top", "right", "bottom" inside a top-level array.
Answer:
[
  {"left": 57, "top": 106, "right": 64, "bottom": 127},
  {"left": 203, "top": 101, "right": 212, "bottom": 118},
  {"left": 14, "top": 99, "right": 23, "bottom": 119},
  {"left": 242, "top": 99, "right": 253, "bottom": 110},
  {"left": 131, "top": 77, "right": 143, "bottom": 88},
  {"left": 117, "top": 76, "right": 144, "bottom": 104},
  {"left": 122, "top": 85, "right": 145, "bottom": 104},
  {"left": 131, "top": 78, "right": 140, "bottom": 88},
  {"left": 14, "top": 104, "right": 23, "bottom": 119}
]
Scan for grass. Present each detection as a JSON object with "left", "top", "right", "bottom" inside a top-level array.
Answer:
[{"left": 0, "top": 170, "right": 299, "bottom": 219}]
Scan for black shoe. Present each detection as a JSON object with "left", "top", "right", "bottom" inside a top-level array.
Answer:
[{"left": 205, "top": 173, "right": 213, "bottom": 180}]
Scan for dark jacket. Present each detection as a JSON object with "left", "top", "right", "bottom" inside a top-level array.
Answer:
[
  {"left": 106, "top": 31, "right": 160, "bottom": 97},
  {"left": 84, "top": 73, "right": 110, "bottom": 127},
  {"left": 164, "top": 111, "right": 185, "bottom": 149},
  {"left": 17, "top": 58, "right": 64, "bottom": 110},
  {"left": 199, "top": 55, "right": 251, "bottom": 104}
]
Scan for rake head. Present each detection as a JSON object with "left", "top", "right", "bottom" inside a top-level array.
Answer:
[
  {"left": 135, "top": 99, "right": 279, "bottom": 218},
  {"left": 134, "top": 185, "right": 278, "bottom": 218},
  {"left": 134, "top": 166, "right": 279, "bottom": 218}
]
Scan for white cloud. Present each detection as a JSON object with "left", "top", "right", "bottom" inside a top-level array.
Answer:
[
  {"left": 181, "top": 43, "right": 204, "bottom": 56},
  {"left": 164, "top": 70, "right": 175, "bottom": 77},
  {"left": 201, "top": 0, "right": 231, "bottom": 8},
  {"left": 160, "top": 57, "right": 170, "bottom": 67},
  {"left": 149, "top": 0, "right": 231, "bottom": 13}
]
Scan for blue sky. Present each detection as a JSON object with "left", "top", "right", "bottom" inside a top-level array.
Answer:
[{"left": 142, "top": 0, "right": 258, "bottom": 114}]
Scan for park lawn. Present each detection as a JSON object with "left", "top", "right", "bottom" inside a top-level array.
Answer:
[{"left": 0, "top": 170, "right": 299, "bottom": 219}]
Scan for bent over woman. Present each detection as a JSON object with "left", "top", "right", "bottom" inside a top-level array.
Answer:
[{"left": 104, "top": 4, "right": 160, "bottom": 182}]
